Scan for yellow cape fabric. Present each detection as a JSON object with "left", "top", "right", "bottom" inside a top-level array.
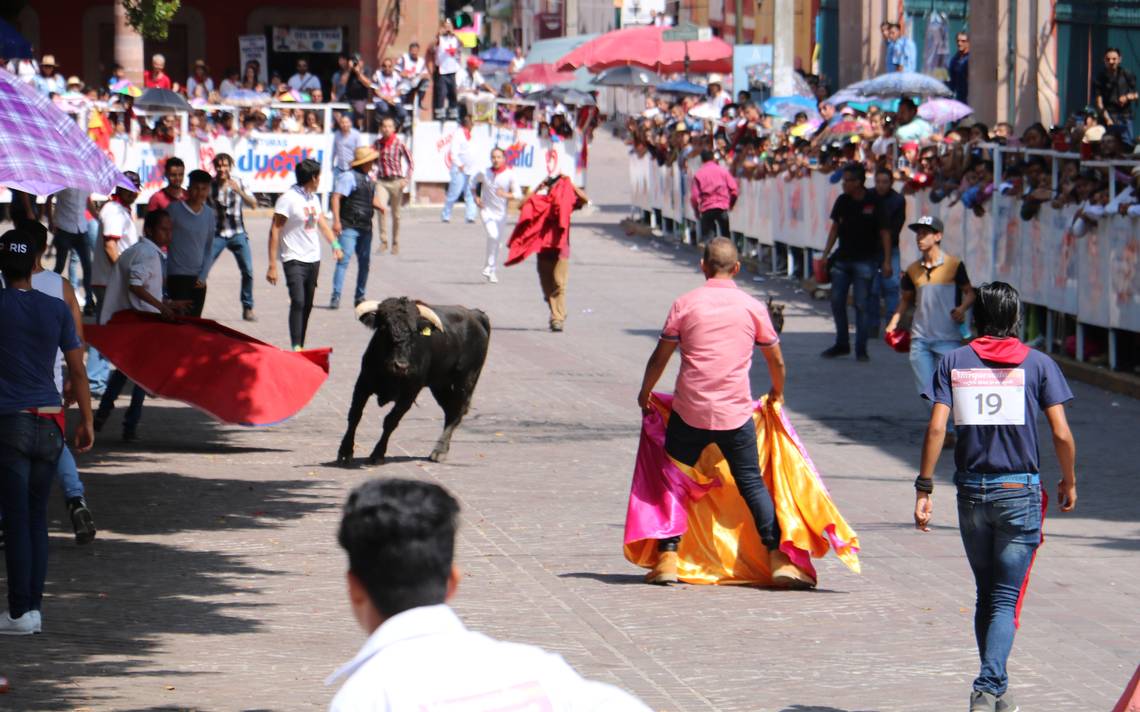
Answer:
[{"left": 625, "top": 396, "right": 861, "bottom": 585}]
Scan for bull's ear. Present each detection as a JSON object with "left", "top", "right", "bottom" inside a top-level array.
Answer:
[{"left": 355, "top": 300, "right": 381, "bottom": 328}]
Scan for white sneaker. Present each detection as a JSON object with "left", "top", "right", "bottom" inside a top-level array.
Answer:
[
  {"left": 0, "top": 610, "right": 37, "bottom": 635},
  {"left": 481, "top": 266, "right": 492, "bottom": 279},
  {"left": 30, "top": 610, "right": 41, "bottom": 633},
  {"left": 488, "top": 272, "right": 499, "bottom": 284}
]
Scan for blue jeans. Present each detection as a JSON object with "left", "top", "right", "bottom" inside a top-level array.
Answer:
[
  {"left": 0, "top": 413, "right": 63, "bottom": 616},
  {"left": 909, "top": 338, "right": 961, "bottom": 398},
  {"left": 209, "top": 232, "right": 255, "bottom": 309},
  {"left": 56, "top": 444, "right": 83, "bottom": 500},
  {"left": 441, "top": 167, "right": 476, "bottom": 223},
  {"left": 868, "top": 247, "right": 901, "bottom": 331},
  {"left": 829, "top": 259, "right": 876, "bottom": 355},
  {"left": 97, "top": 370, "right": 146, "bottom": 432},
  {"left": 955, "top": 476, "right": 1042, "bottom": 696},
  {"left": 374, "top": 98, "right": 408, "bottom": 128},
  {"left": 331, "top": 227, "right": 372, "bottom": 304},
  {"left": 87, "top": 285, "right": 110, "bottom": 396}
]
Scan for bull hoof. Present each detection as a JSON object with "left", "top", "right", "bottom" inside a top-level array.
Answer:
[
  {"left": 368, "top": 455, "right": 387, "bottom": 466},
  {"left": 428, "top": 450, "right": 448, "bottom": 463},
  {"left": 336, "top": 451, "right": 354, "bottom": 467}
]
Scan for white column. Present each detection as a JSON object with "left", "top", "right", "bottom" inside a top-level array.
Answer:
[
  {"left": 114, "top": 0, "right": 145, "bottom": 86},
  {"left": 772, "top": 0, "right": 795, "bottom": 96}
]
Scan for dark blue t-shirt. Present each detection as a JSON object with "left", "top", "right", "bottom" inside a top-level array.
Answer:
[
  {"left": 0, "top": 288, "right": 81, "bottom": 414},
  {"left": 924, "top": 346, "right": 1074, "bottom": 475}
]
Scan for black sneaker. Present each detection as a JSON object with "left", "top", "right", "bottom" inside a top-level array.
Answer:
[
  {"left": 122, "top": 427, "right": 139, "bottom": 443},
  {"left": 820, "top": 344, "right": 851, "bottom": 359},
  {"left": 329, "top": 296, "right": 341, "bottom": 310},
  {"left": 67, "top": 497, "right": 96, "bottom": 545},
  {"left": 93, "top": 413, "right": 107, "bottom": 433},
  {"left": 550, "top": 321, "right": 564, "bottom": 332},
  {"left": 856, "top": 352, "right": 870, "bottom": 362}
]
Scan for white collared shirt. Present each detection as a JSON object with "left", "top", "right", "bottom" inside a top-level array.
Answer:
[
  {"left": 327, "top": 605, "right": 650, "bottom": 712},
  {"left": 449, "top": 127, "right": 480, "bottom": 175},
  {"left": 100, "top": 238, "right": 164, "bottom": 324},
  {"left": 473, "top": 167, "right": 521, "bottom": 223}
]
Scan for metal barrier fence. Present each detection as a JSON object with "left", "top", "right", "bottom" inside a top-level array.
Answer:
[{"left": 629, "top": 150, "right": 1140, "bottom": 371}]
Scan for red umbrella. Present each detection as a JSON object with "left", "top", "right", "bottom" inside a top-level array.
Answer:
[
  {"left": 513, "top": 62, "right": 577, "bottom": 87},
  {"left": 555, "top": 26, "right": 732, "bottom": 75}
]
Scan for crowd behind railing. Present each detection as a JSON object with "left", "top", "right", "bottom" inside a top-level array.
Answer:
[{"left": 622, "top": 83, "right": 1140, "bottom": 374}]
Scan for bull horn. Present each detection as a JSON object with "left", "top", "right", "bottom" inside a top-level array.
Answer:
[
  {"left": 417, "top": 304, "right": 445, "bottom": 332},
  {"left": 355, "top": 300, "right": 381, "bottom": 323}
]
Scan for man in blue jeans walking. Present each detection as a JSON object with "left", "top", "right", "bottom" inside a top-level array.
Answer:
[
  {"left": 914, "top": 282, "right": 1078, "bottom": 712},
  {"left": 868, "top": 167, "right": 904, "bottom": 335},
  {"left": 441, "top": 114, "right": 479, "bottom": 224},
  {"left": 819, "top": 163, "right": 892, "bottom": 361},
  {"left": 329, "top": 146, "right": 384, "bottom": 309},
  {"left": 207, "top": 153, "right": 258, "bottom": 321}
]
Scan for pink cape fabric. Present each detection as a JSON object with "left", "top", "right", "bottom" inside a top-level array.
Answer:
[{"left": 86, "top": 310, "right": 331, "bottom": 426}]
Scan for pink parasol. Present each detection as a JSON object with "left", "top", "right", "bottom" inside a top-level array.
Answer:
[{"left": 555, "top": 26, "right": 732, "bottom": 75}]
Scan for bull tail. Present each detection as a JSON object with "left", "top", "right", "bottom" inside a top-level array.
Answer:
[{"left": 355, "top": 300, "right": 382, "bottom": 329}]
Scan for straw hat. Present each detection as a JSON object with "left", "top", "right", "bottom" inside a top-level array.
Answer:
[
  {"left": 41, "top": 54, "right": 57, "bottom": 67},
  {"left": 350, "top": 146, "right": 380, "bottom": 167},
  {"left": 66, "top": 75, "right": 82, "bottom": 87}
]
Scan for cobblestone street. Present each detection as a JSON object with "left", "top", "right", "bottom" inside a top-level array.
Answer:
[{"left": 2, "top": 135, "right": 1138, "bottom": 711}]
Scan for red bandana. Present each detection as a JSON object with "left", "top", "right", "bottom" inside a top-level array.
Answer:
[
  {"left": 381, "top": 134, "right": 398, "bottom": 149},
  {"left": 492, "top": 164, "right": 507, "bottom": 175},
  {"left": 462, "top": 128, "right": 472, "bottom": 141},
  {"left": 969, "top": 336, "right": 1030, "bottom": 365}
]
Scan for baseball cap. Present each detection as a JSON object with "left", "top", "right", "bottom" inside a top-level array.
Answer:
[
  {"left": 908, "top": 215, "right": 944, "bottom": 233},
  {"left": 121, "top": 171, "right": 141, "bottom": 191},
  {"left": 0, "top": 229, "right": 37, "bottom": 274}
]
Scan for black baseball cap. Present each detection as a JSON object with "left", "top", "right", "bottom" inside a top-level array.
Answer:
[
  {"left": 0, "top": 228, "right": 37, "bottom": 273},
  {"left": 908, "top": 215, "right": 944, "bottom": 233}
]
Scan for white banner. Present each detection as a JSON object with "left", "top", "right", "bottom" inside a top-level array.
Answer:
[
  {"left": 272, "top": 27, "right": 343, "bottom": 54},
  {"left": 411, "top": 123, "right": 583, "bottom": 187},
  {"left": 239, "top": 35, "right": 268, "bottom": 83}
]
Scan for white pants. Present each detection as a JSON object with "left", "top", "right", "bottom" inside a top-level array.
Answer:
[{"left": 483, "top": 217, "right": 506, "bottom": 271}]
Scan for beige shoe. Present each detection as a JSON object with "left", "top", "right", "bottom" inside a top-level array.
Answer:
[
  {"left": 645, "top": 550, "right": 679, "bottom": 585},
  {"left": 769, "top": 549, "right": 815, "bottom": 589}
]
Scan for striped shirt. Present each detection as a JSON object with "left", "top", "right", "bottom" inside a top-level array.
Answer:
[{"left": 375, "top": 135, "right": 413, "bottom": 179}]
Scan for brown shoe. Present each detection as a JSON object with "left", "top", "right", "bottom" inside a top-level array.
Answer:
[
  {"left": 391, "top": 242, "right": 399, "bottom": 256},
  {"left": 645, "top": 550, "right": 679, "bottom": 585},
  {"left": 242, "top": 308, "right": 256, "bottom": 322},
  {"left": 769, "top": 549, "right": 815, "bottom": 589},
  {"left": 377, "top": 241, "right": 389, "bottom": 255}
]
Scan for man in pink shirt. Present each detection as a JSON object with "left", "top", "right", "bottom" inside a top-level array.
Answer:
[
  {"left": 689, "top": 150, "right": 738, "bottom": 241},
  {"left": 636, "top": 237, "right": 813, "bottom": 589}
]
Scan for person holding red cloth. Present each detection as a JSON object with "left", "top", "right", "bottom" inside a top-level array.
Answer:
[
  {"left": 0, "top": 228, "right": 93, "bottom": 635},
  {"left": 689, "top": 149, "right": 739, "bottom": 241}
]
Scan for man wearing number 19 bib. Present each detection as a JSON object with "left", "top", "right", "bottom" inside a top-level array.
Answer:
[{"left": 913, "top": 282, "right": 1078, "bottom": 712}]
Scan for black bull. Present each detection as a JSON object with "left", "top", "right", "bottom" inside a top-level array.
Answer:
[{"left": 337, "top": 298, "right": 491, "bottom": 465}]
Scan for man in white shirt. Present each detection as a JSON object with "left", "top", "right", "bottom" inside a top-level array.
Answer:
[
  {"left": 395, "top": 42, "right": 430, "bottom": 110},
  {"left": 34, "top": 55, "right": 66, "bottom": 96},
  {"left": 327, "top": 478, "right": 651, "bottom": 712},
  {"left": 441, "top": 115, "right": 480, "bottom": 224},
  {"left": 509, "top": 45, "right": 526, "bottom": 74},
  {"left": 431, "top": 19, "right": 462, "bottom": 120},
  {"left": 287, "top": 57, "right": 322, "bottom": 95},
  {"left": 472, "top": 147, "right": 521, "bottom": 283},
  {"left": 186, "top": 59, "right": 214, "bottom": 100},
  {"left": 370, "top": 57, "right": 408, "bottom": 129},
  {"left": 46, "top": 187, "right": 94, "bottom": 309},
  {"left": 457, "top": 57, "right": 496, "bottom": 123},
  {"left": 1110, "top": 165, "right": 1140, "bottom": 217},
  {"left": 266, "top": 159, "right": 343, "bottom": 350}
]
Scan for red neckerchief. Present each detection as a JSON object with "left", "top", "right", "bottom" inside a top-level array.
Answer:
[
  {"left": 492, "top": 165, "right": 508, "bottom": 175},
  {"left": 462, "top": 128, "right": 472, "bottom": 141},
  {"left": 380, "top": 134, "right": 398, "bottom": 150},
  {"left": 969, "top": 336, "right": 1030, "bottom": 365}
]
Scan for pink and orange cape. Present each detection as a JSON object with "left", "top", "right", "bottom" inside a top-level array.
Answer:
[{"left": 624, "top": 393, "right": 861, "bottom": 585}]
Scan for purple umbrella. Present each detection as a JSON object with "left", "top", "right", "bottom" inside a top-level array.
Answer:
[
  {"left": 917, "top": 97, "right": 973, "bottom": 125},
  {"left": 0, "top": 70, "right": 132, "bottom": 196}
]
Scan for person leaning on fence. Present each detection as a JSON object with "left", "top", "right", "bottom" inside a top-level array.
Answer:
[
  {"left": 266, "top": 159, "right": 344, "bottom": 351},
  {"left": 330, "top": 147, "right": 384, "bottom": 310},
  {"left": 374, "top": 116, "right": 413, "bottom": 255},
  {"left": 689, "top": 149, "right": 738, "bottom": 241},
  {"left": 0, "top": 227, "right": 93, "bottom": 635},
  {"left": 371, "top": 57, "right": 408, "bottom": 130},
  {"left": 206, "top": 153, "right": 258, "bottom": 322},
  {"left": 457, "top": 57, "right": 496, "bottom": 123},
  {"left": 327, "top": 478, "right": 652, "bottom": 711}
]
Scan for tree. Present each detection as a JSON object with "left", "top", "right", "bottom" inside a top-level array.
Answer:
[{"left": 121, "top": 0, "right": 181, "bottom": 41}]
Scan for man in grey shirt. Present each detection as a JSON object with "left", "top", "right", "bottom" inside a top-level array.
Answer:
[{"left": 166, "top": 170, "right": 217, "bottom": 317}]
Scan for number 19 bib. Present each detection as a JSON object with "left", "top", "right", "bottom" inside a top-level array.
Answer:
[{"left": 951, "top": 368, "right": 1026, "bottom": 426}]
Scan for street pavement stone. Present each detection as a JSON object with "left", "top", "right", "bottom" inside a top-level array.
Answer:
[{"left": 2, "top": 134, "right": 1138, "bottom": 711}]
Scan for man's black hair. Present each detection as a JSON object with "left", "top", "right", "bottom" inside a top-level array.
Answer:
[
  {"left": 295, "top": 158, "right": 322, "bottom": 186},
  {"left": 842, "top": 162, "right": 866, "bottom": 182},
  {"left": 213, "top": 152, "right": 234, "bottom": 167},
  {"left": 144, "top": 208, "right": 170, "bottom": 238},
  {"left": 23, "top": 221, "right": 48, "bottom": 256},
  {"left": 165, "top": 156, "right": 185, "bottom": 172},
  {"left": 700, "top": 149, "right": 715, "bottom": 162},
  {"left": 874, "top": 166, "right": 893, "bottom": 181},
  {"left": 337, "top": 478, "right": 459, "bottom": 618},
  {"left": 188, "top": 169, "right": 212, "bottom": 186},
  {"left": 1105, "top": 47, "right": 1121, "bottom": 57},
  {"left": 973, "top": 282, "right": 1021, "bottom": 338}
]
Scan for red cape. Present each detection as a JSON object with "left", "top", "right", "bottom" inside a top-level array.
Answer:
[
  {"left": 505, "top": 177, "right": 584, "bottom": 267},
  {"left": 86, "top": 311, "right": 331, "bottom": 426}
]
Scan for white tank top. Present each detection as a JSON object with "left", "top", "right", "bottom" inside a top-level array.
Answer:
[{"left": 31, "top": 270, "right": 67, "bottom": 395}]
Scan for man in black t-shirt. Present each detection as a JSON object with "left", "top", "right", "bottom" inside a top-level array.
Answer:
[{"left": 818, "top": 163, "right": 892, "bottom": 361}]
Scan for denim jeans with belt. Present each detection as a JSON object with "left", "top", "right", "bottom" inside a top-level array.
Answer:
[
  {"left": 0, "top": 413, "right": 64, "bottom": 617},
  {"left": 660, "top": 411, "right": 781, "bottom": 552},
  {"left": 955, "top": 473, "right": 1042, "bottom": 696},
  {"left": 209, "top": 232, "right": 255, "bottom": 309},
  {"left": 829, "top": 259, "right": 877, "bottom": 356},
  {"left": 441, "top": 166, "right": 476, "bottom": 223},
  {"left": 331, "top": 226, "right": 372, "bottom": 305}
]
